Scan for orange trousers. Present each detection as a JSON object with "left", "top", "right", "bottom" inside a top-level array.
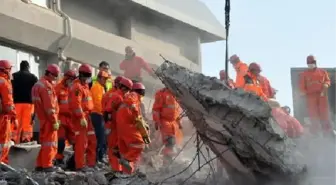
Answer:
[
  {"left": 306, "top": 94, "right": 332, "bottom": 134},
  {"left": 73, "top": 115, "right": 97, "bottom": 169},
  {"left": 12, "top": 103, "right": 34, "bottom": 143},
  {"left": 36, "top": 119, "right": 58, "bottom": 168},
  {"left": 160, "top": 120, "right": 178, "bottom": 158},
  {"left": 55, "top": 115, "right": 74, "bottom": 160},
  {"left": 118, "top": 124, "right": 144, "bottom": 174},
  {"left": 107, "top": 123, "right": 122, "bottom": 171},
  {"left": 0, "top": 116, "right": 11, "bottom": 164}
]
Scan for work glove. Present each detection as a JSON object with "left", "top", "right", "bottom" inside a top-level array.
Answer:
[
  {"left": 80, "top": 118, "right": 88, "bottom": 128},
  {"left": 53, "top": 121, "right": 60, "bottom": 131},
  {"left": 105, "top": 128, "right": 111, "bottom": 135}
]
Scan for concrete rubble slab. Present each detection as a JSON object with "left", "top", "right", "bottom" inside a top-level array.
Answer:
[{"left": 155, "top": 61, "right": 307, "bottom": 185}]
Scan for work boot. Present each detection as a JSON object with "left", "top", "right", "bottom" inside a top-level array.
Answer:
[
  {"left": 43, "top": 166, "right": 60, "bottom": 172},
  {"left": 118, "top": 158, "right": 132, "bottom": 172},
  {"left": 34, "top": 167, "right": 43, "bottom": 172},
  {"left": 76, "top": 166, "right": 94, "bottom": 172}
]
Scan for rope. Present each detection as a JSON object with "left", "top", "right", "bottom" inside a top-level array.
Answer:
[{"left": 224, "top": 0, "right": 231, "bottom": 82}]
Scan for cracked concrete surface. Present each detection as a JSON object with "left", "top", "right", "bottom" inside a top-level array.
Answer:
[{"left": 155, "top": 61, "right": 308, "bottom": 185}]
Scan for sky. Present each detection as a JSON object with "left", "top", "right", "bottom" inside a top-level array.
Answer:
[{"left": 200, "top": 0, "right": 336, "bottom": 110}]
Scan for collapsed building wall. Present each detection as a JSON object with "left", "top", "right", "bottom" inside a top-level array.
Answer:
[{"left": 155, "top": 61, "right": 307, "bottom": 185}]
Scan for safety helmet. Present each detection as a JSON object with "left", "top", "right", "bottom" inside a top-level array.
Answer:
[
  {"left": 98, "top": 70, "right": 110, "bottom": 78},
  {"left": 249, "top": 62, "right": 261, "bottom": 72},
  {"left": 114, "top": 76, "right": 123, "bottom": 84},
  {"left": 64, "top": 69, "right": 76, "bottom": 78},
  {"left": 0, "top": 60, "right": 12, "bottom": 70},
  {"left": 229, "top": 54, "right": 239, "bottom": 62},
  {"left": 46, "top": 64, "right": 61, "bottom": 77},
  {"left": 132, "top": 82, "right": 145, "bottom": 90},
  {"left": 119, "top": 77, "right": 133, "bottom": 89},
  {"left": 78, "top": 64, "right": 92, "bottom": 74},
  {"left": 306, "top": 55, "right": 316, "bottom": 64}
]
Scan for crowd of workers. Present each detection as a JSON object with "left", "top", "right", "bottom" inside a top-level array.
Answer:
[
  {"left": 221, "top": 54, "right": 333, "bottom": 137},
  {"left": 0, "top": 45, "right": 333, "bottom": 175},
  {"left": 0, "top": 46, "right": 183, "bottom": 177}
]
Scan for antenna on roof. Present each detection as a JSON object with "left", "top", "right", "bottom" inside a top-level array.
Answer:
[{"left": 224, "top": 0, "right": 231, "bottom": 82}]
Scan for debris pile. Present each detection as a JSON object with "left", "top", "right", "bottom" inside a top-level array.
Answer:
[{"left": 155, "top": 61, "right": 307, "bottom": 185}]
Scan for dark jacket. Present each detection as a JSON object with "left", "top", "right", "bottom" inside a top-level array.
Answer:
[{"left": 12, "top": 70, "right": 38, "bottom": 104}]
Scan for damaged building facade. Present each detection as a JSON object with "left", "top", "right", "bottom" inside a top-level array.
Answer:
[{"left": 0, "top": 0, "right": 225, "bottom": 106}]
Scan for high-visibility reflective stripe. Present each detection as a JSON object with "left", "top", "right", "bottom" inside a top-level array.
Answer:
[
  {"left": 41, "top": 141, "right": 57, "bottom": 147},
  {"left": 163, "top": 104, "right": 175, "bottom": 109},
  {"left": 35, "top": 81, "right": 46, "bottom": 88},
  {"left": 46, "top": 108, "right": 56, "bottom": 115},
  {"left": 75, "top": 131, "right": 80, "bottom": 135},
  {"left": 59, "top": 100, "right": 68, "bottom": 104},
  {"left": 119, "top": 103, "right": 136, "bottom": 109},
  {"left": 6, "top": 105, "right": 14, "bottom": 112},
  {"left": 129, "top": 143, "right": 145, "bottom": 149},
  {"left": 306, "top": 80, "right": 323, "bottom": 86},
  {"left": 32, "top": 97, "right": 41, "bottom": 101},
  {"left": 74, "top": 108, "right": 83, "bottom": 114},
  {"left": 87, "top": 131, "right": 95, "bottom": 135},
  {"left": 0, "top": 143, "right": 10, "bottom": 148},
  {"left": 82, "top": 97, "right": 92, "bottom": 102}
]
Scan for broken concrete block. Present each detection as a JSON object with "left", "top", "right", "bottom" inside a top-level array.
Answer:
[{"left": 155, "top": 61, "right": 307, "bottom": 185}]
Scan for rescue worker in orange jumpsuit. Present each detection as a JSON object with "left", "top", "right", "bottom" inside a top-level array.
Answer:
[
  {"left": 69, "top": 64, "right": 97, "bottom": 171},
  {"left": 243, "top": 63, "right": 268, "bottom": 101},
  {"left": 258, "top": 75, "right": 274, "bottom": 99},
  {"left": 229, "top": 54, "right": 248, "bottom": 88},
  {"left": 103, "top": 77, "right": 133, "bottom": 172},
  {"left": 152, "top": 87, "right": 183, "bottom": 164},
  {"left": 90, "top": 70, "right": 110, "bottom": 163},
  {"left": 120, "top": 46, "right": 156, "bottom": 82},
  {"left": 54, "top": 69, "right": 77, "bottom": 165},
  {"left": 102, "top": 76, "right": 124, "bottom": 135},
  {"left": 116, "top": 82, "right": 148, "bottom": 175},
  {"left": 299, "top": 55, "right": 332, "bottom": 135},
  {"left": 12, "top": 60, "right": 38, "bottom": 143},
  {"left": 0, "top": 60, "right": 17, "bottom": 164},
  {"left": 32, "top": 64, "right": 60, "bottom": 172},
  {"left": 219, "top": 70, "right": 235, "bottom": 89}
]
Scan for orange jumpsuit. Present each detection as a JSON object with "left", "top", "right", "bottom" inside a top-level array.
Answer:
[
  {"left": 12, "top": 104, "right": 34, "bottom": 143},
  {"left": 152, "top": 88, "right": 182, "bottom": 160},
  {"left": 116, "top": 92, "right": 145, "bottom": 174},
  {"left": 54, "top": 80, "right": 74, "bottom": 161},
  {"left": 272, "top": 107, "right": 304, "bottom": 138},
  {"left": 0, "top": 75, "right": 16, "bottom": 164},
  {"left": 243, "top": 73, "right": 268, "bottom": 101},
  {"left": 233, "top": 61, "right": 248, "bottom": 88},
  {"left": 69, "top": 79, "right": 97, "bottom": 169},
  {"left": 299, "top": 68, "right": 331, "bottom": 134},
  {"left": 258, "top": 75, "right": 273, "bottom": 99},
  {"left": 104, "top": 89, "right": 124, "bottom": 171},
  {"left": 31, "top": 77, "right": 59, "bottom": 168}
]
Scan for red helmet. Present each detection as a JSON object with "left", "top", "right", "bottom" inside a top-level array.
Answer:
[
  {"left": 46, "top": 64, "right": 60, "bottom": 76},
  {"left": 114, "top": 76, "right": 124, "bottom": 84},
  {"left": 0, "top": 60, "right": 12, "bottom": 70},
  {"left": 249, "top": 62, "right": 261, "bottom": 72},
  {"left": 132, "top": 82, "right": 145, "bottom": 90},
  {"left": 64, "top": 69, "right": 76, "bottom": 78},
  {"left": 119, "top": 77, "right": 133, "bottom": 89},
  {"left": 78, "top": 64, "right": 92, "bottom": 74},
  {"left": 229, "top": 54, "right": 239, "bottom": 62}
]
